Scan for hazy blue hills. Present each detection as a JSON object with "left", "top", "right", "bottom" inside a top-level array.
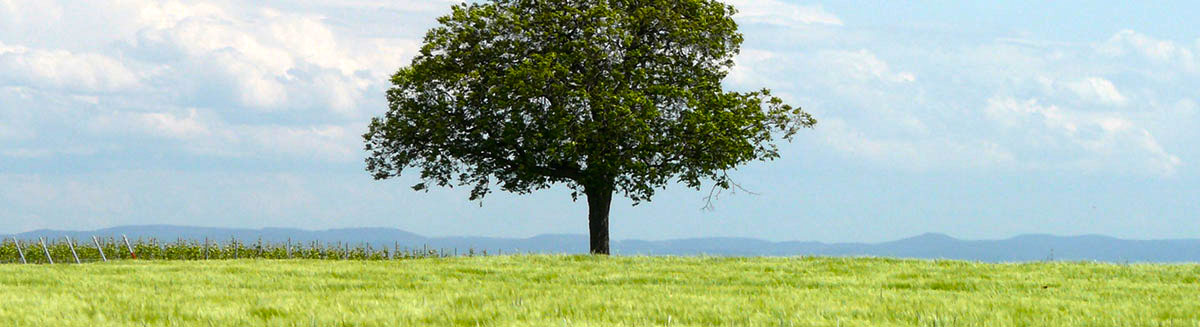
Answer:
[{"left": 6, "top": 225, "right": 1200, "bottom": 262}]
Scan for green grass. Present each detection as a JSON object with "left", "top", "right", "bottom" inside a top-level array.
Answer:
[{"left": 1, "top": 256, "right": 1198, "bottom": 326}]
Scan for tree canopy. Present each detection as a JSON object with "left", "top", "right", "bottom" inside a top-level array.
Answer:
[{"left": 364, "top": 0, "right": 815, "bottom": 254}]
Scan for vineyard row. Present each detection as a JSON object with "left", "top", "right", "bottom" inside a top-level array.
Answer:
[{"left": 0, "top": 236, "right": 487, "bottom": 264}]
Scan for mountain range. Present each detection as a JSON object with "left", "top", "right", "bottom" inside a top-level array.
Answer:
[{"left": 5, "top": 225, "right": 1200, "bottom": 263}]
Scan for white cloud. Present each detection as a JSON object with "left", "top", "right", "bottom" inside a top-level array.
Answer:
[
  {"left": 265, "top": 13, "right": 358, "bottom": 76},
  {"left": 1098, "top": 30, "right": 1197, "bottom": 72},
  {"left": 109, "top": 0, "right": 419, "bottom": 113},
  {"left": 819, "top": 118, "right": 1017, "bottom": 171},
  {"left": 724, "top": 0, "right": 842, "bottom": 27},
  {"left": 1066, "top": 77, "right": 1127, "bottom": 106},
  {"left": 204, "top": 50, "right": 290, "bottom": 108},
  {"left": 1171, "top": 98, "right": 1198, "bottom": 117},
  {"left": 242, "top": 124, "right": 359, "bottom": 162},
  {"left": 817, "top": 49, "right": 916, "bottom": 83},
  {"left": 132, "top": 0, "right": 228, "bottom": 31},
  {"left": 312, "top": 73, "right": 368, "bottom": 113},
  {"left": 263, "top": 0, "right": 459, "bottom": 12},
  {"left": 86, "top": 108, "right": 358, "bottom": 162},
  {"left": 2, "top": 0, "right": 408, "bottom": 105},
  {"left": 0, "top": 42, "right": 140, "bottom": 92},
  {"left": 134, "top": 5, "right": 295, "bottom": 109},
  {"left": 984, "top": 97, "right": 1181, "bottom": 175},
  {"left": 135, "top": 109, "right": 212, "bottom": 140},
  {"left": 728, "top": 48, "right": 780, "bottom": 86},
  {"left": 90, "top": 109, "right": 193, "bottom": 138},
  {"left": 0, "top": 0, "right": 63, "bottom": 28},
  {"left": 985, "top": 97, "right": 1072, "bottom": 131}
]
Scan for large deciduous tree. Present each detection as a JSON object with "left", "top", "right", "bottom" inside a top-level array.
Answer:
[{"left": 364, "top": 0, "right": 815, "bottom": 255}]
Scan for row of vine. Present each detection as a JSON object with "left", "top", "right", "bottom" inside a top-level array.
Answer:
[{"left": 0, "top": 237, "right": 482, "bottom": 264}]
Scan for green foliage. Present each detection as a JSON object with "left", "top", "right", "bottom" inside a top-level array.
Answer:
[
  {"left": 0, "top": 238, "right": 453, "bottom": 264},
  {"left": 364, "top": 0, "right": 816, "bottom": 203},
  {"left": 1, "top": 257, "right": 1198, "bottom": 326}
]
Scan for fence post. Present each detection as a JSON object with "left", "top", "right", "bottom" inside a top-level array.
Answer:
[
  {"left": 13, "top": 237, "right": 26, "bottom": 264},
  {"left": 203, "top": 238, "right": 209, "bottom": 260},
  {"left": 286, "top": 238, "right": 292, "bottom": 259},
  {"left": 122, "top": 235, "right": 137, "bottom": 259},
  {"left": 92, "top": 236, "right": 107, "bottom": 262},
  {"left": 39, "top": 237, "right": 53, "bottom": 264},
  {"left": 66, "top": 236, "right": 81, "bottom": 264}
]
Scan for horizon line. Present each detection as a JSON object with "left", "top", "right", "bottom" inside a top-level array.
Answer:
[{"left": 5, "top": 224, "right": 1197, "bottom": 244}]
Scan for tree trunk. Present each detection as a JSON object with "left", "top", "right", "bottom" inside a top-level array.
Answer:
[{"left": 585, "top": 185, "right": 613, "bottom": 255}]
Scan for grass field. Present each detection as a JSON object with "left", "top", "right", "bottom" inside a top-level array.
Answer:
[{"left": 1, "top": 256, "right": 1198, "bottom": 326}]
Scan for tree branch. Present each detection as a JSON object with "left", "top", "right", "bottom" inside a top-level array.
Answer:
[{"left": 701, "top": 171, "right": 759, "bottom": 211}]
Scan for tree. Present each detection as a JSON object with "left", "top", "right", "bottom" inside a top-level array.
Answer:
[{"left": 364, "top": 0, "right": 815, "bottom": 255}]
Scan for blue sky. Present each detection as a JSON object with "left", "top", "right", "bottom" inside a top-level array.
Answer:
[{"left": 1, "top": 0, "right": 1197, "bottom": 242}]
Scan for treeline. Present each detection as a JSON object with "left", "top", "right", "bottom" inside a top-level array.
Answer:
[{"left": 0, "top": 237, "right": 476, "bottom": 264}]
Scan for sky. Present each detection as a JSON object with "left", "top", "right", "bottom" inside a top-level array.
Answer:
[{"left": 2, "top": 0, "right": 1198, "bottom": 242}]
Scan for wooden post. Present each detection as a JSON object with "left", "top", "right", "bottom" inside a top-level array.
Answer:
[
  {"left": 286, "top": 239, "right": 292, "bottom": 259},
  {"left": 203, "top": 238, "right": 209, "bottom": 260},
  {"left": 92, "top": 236, "right": 107, "bottom": 262},
  {"left": 66, "top": 236, "right": 81, "bottom": 264},
  {"left": 39, "top": 237, "right": 53, "bottom": 264},
  {"left": 12, "top": 237, "right": 26, "bottom": 264},
  {"left": 122, "top": 235, "right": 136, "bottom": 259}
]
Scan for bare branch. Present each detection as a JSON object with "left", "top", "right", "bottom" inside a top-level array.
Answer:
[{"left": 701, "top": 171, "right": 760, "bottom": 211}]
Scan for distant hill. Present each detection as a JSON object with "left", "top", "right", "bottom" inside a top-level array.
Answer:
[{"left": 5, "top": 225, "right": 1200, "bottom": 262}]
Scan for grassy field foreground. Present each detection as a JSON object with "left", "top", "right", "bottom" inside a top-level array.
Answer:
[{"left": 1, "top": 256, "right": 1198, "bottom": 326}]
